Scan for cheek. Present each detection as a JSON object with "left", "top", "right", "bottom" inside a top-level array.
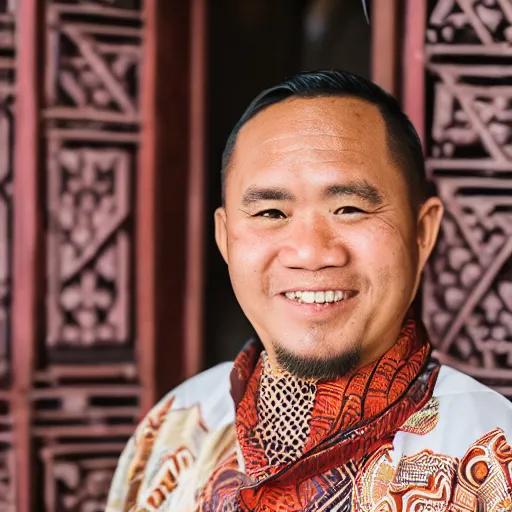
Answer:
[
  {"left": 229, "top": 224, "right": 270, "bottom": 263},
  {"left": 227, "top": 224, "right": 274, "bottom": 290},
  {"left": 349, "top": 222, "right": 416, "bottom": 288}
]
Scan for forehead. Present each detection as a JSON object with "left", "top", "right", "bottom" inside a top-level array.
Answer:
[
  {"left": 225, "top": 97, "right": 398, "bottom": 200},
  {"left": 232, "top": 96, "right": 390, "bottom": 164}
]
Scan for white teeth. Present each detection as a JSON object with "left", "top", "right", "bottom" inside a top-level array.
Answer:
[
  {"left": 315, "top": 291, "right": 325, "bottom": 303},
  {"left": 301, "top": 291, "right": 315, "bottom": 304},
  {"left": 284, "top": 290, "right": 349, "bottom": 303}
]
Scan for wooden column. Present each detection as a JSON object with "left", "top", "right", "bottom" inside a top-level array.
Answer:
[
  {"left": 3, "top": 0, "right": 206, "bottom": 509},
  {"left": 402, "top": 0, "right": 427, "bottom": 146},
  {"left": 371, "top": 0, "right": 400, "bottom": 97},
  {"left": 12, "top": 1, "right": 42, "bottom": 510},
  {"left": 137, "top": 0, "right": 158, "bottom": 415},
  {"left": 138, "top": 0, "right": 206, "bottom": 413},
  {"left": 184, "top": 0, "right": 206, "bottom": 381}
]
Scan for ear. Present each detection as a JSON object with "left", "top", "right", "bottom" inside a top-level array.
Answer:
[
  {"left": 416, "top": 196, "right": 444, "bottom": 273},
  {"left": 214, "top": 207, "right": 229, "bottom": 264}
]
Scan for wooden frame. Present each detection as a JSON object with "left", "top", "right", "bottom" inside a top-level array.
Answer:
[
  {"left": 402, "top": 0, "right": 427, "bottom": 146},
  {"left": 6, "top": 0, "right": 207, "bottom": 508},
  {"left": 12, "top": 1, "right": 42, "bottom": 510},
  {"left": 371, "top": 0, "right": 400, "bottom": 96}
]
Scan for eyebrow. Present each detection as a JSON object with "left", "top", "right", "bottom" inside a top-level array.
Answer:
[
  {"left": 241, "top": 186, "right": 295, "bottom": 207},
  {"left": 240, "top": 181, "right": 383, "bottom": 207},
  {"left": 324, "top": 182, "right": 383, "bottom": 206}
]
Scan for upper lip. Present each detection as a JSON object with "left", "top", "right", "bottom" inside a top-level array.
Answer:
[{"left": 279, "top": 286, "right": 356, "bottom": 294}]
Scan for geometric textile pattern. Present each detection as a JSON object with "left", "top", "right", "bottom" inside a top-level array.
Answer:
[
  {"left": 424, "top": 0, "right": 512, "bottom": 397},
  {"left": 255, "top": 354, "right": 317, "bottom": 467}
]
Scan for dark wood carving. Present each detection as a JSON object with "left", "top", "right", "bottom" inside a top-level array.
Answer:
[
  {"left": 39, "top": 2, "right": 143, "bottom": 510},
  {"left": 34, "top": 364, "right": 140, "bottom": 511},
  {"left": 0, "top": 0, "right": 203, "bottom": 507},
  {"left": 421, "top": 0, "right": 512, "bottom": 397},
  {"left": 45, "top": 1, "right": 140, "bottom": 354}
]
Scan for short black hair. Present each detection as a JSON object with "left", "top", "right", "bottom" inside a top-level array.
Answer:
[{"left": 221, "top": 69, "right": 429, "bottom": 210}]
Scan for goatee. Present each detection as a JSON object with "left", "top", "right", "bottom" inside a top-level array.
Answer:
[{"left": 273, "top": 343, "right": 362, "bottom": 380}]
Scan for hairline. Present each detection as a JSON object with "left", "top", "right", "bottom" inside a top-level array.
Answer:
[{"left": 222, "top": 93, "right": 425, "bottom": 212}]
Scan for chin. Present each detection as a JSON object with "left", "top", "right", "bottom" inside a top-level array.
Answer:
[{"left": 273, "top": 341, "right": 363, "bottom": 380}]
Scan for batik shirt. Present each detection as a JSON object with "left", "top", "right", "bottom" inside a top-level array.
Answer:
[{"left": 106, "top": 319, "right": 512, "bottom": 511}]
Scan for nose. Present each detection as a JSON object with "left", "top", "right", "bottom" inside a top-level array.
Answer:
[{"left": 277, "top": 214, "right": 349, "bottom": 271}]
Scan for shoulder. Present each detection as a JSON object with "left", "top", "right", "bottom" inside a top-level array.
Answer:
[
  {"left": 436, "top": 365, "right": 512, "bottom": 439},
  {"left": 166, "top": 362, "right": 233, "bottom": 406},
  {"left": 105, "top": 362, "right": 235, "bottom": 511},
  {"left": 434, "top": 364, "right": 511, "bottom": 399},
  {"left": 395, "top": 365, "right": 512, "bottom": 459},
  {"left": 434, "top": 365, "right": 512, "bottom": 424},
  {"left": 150, "top": 361, "right": 235, "bottom": 429}
]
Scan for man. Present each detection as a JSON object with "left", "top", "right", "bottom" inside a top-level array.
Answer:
[{"left": 107, "top": 70, "right": 512, "bottom": 511}]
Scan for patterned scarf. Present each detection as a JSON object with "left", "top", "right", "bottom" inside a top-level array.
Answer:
[{"left": 198, "top": 317, "right": 440, "bottom": 511}]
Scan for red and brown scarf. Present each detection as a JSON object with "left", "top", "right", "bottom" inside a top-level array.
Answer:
[{"left": 199, "top": 316, "right": 439, "bottom": 511}]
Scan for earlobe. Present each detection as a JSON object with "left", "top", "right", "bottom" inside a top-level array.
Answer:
[
  {"left": 214, "top": 207, "right": 229, "bottom": 264},
  {"left": 417, "top": 196, "right": 444, "bottom": 272}
]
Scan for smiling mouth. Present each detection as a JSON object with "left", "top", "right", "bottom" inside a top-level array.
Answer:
[{"left": 281, "top": 290, "right": 358, "bottom": 304}]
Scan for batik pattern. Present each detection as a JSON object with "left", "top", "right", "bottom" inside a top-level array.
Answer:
[
  {"left": 354, "top": 428, "right": 512, "bottom": 511},
  {"left": 399, "top": 397, "right": 439, "bottom": 435},
  {"left": 199, "top": 317, "right": 439, "bottom": 511},
  {"left": 106, "top": 319, "right": 512, "bottom": 512},
  {"left": 124, "top": 396, "right": 176, "bottom": 510}
]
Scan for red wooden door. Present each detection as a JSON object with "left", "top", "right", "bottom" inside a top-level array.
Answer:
[{"left": 2, "top": 0, "right": 205, "bottom": 510}]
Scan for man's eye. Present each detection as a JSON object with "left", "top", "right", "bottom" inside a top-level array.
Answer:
[
  {"left": 255, "top": 209, "right": 286, "bottom": 219},
  {"left": 335, "top": 206, "right": 366, "bottom": 215}
]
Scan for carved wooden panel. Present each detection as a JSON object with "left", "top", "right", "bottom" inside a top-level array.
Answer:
[
  {"left": 34, "top": 364, "right": 140, "bottom": 511},
  {"left": 423, "top": 0, "right": 512, "bottom": 395},
  {"left": 3, "top": 0, "right": 199, "bottom": 508},
  {"left": 40, "top": 2, "right": 143, "bottom": 510},
  {"left": 0, "top": 393, "right": 14, "bottom": 511},
  {"left": 45, "top": 1, "right": 141, "bottom": 357}
]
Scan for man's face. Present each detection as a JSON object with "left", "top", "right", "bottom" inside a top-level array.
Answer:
[{"left": 215, "top": 97, "right": 443, "bottom": 377}]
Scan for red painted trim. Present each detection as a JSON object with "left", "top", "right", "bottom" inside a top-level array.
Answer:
[
  {"left": 137, "top": 0, "right": 157, "bottom": 415},
  {"left": 12, "top": 1, "right": 41, "bottom": 510},
  {"left": 371, "top": 0, "right": 399, "bottom": 96},
  {"left": 403, "top": 0, "right": 427, "bottom": 148},
  {"left": 184, "top": 0, "right": 206, "bottom": 378}
]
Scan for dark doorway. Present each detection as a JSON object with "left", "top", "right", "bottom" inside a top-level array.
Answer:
[{"left": 203, "top": 0, "right": 372, "bottom": 367}]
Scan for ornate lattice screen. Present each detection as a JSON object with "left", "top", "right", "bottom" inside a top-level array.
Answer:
[
  {"left": 0, "top": 0, "right": 205, "bottom": 510},
  {"left": 402, "top": 0, "right": 512, "bottom": 398}
]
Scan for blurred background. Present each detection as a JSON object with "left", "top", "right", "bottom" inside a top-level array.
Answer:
[{"left": 0, "top": 0, "right": 511, "bottom": 510}]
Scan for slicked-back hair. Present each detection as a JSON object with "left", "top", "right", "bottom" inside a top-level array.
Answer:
[{"left": 221, "top": 70, "right": 430, "bottom": 211}]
